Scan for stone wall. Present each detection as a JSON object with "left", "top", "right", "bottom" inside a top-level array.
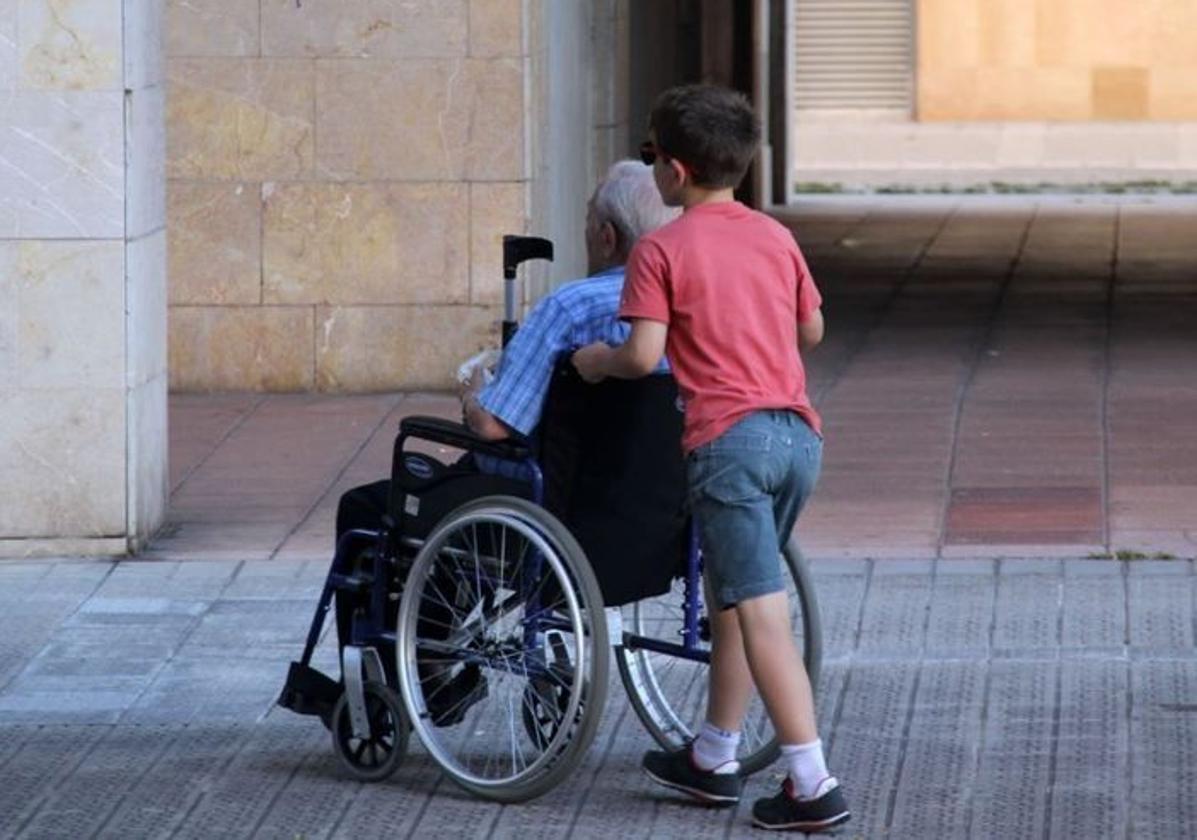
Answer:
[
  {"left": 167, "top": 0, "right": 631, "bottom": 392},
  {"left": 1, "top": 0, "right": 167, "bottom": 555},
  {"left": 918, "top": 0, "right": 1197, "bottom": 121}
]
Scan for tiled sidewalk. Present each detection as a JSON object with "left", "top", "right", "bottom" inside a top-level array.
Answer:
[
  {"left": 0, "top": 556, "right": 1194, "bottom": 838},
  {"left": 151, "top": 196, "right": 1197, "bottom": 563}
]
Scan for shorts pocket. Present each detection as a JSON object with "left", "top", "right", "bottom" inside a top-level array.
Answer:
[{"left": 687, "top": 449, "right": 765, "bottom": 506}]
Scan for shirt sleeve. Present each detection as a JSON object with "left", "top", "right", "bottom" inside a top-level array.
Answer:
[
  {"left": 618, "top": 238, "right": 671, "bottom": 324},
  {"left": 476, "top": 296, "right": 571, "bottom": 437},
  {"left": 793, "top": 244, "right": 822, "bottom": 323}
]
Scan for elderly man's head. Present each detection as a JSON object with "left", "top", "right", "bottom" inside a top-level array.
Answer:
[{"left": 585, "top": 160, "right": 680, "bottom": 275}]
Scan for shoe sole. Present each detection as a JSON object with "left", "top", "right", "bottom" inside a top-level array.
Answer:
[
  {"left": 751, "top": 810, "right": 850, "bottom": 831},
  {"left": 642, "top": 766, "right": 741, "bottom": 806}
]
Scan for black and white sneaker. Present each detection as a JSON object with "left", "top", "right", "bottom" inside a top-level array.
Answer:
[
  {"left": 642, "top": 745, "right": 743, "bottom": 805},
  {"left": 752, "top": 777, "right": 850, "bottom": 832}
]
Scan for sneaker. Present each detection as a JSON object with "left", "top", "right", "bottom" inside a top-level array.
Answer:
[
  {"left": 752, "top": 777, "right": 850, "bottom": 832},
  {"left": 642, "top": 744, "right": 743, "bottom": 805}
]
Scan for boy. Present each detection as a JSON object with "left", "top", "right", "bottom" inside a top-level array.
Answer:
[{"left": 572, "top": 85, "right": 849, "bottom": 832}]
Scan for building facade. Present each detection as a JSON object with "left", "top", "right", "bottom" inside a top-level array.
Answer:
[{"left": 791, "top": 0, "right": 1197, "bottom": 190}]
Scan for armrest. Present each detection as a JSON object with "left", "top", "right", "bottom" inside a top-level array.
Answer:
[{"left": 399, "top": 416, "right": 531, "bottom": 462}]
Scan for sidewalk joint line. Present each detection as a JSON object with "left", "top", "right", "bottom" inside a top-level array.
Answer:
[{"left": 266, "top": 394, "right": 407, "bottom": 561}]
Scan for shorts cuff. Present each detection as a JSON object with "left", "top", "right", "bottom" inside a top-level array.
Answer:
[{"left": 715, "top": 576, "right": 785, "bottom": 610}]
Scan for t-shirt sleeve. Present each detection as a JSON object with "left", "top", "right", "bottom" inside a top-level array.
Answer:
[
  {"left": 618, "top": 238, "right": 671, "bottom": 324},
  {"left": 793, "top": 244, "right": 822, "bottom": 323}
]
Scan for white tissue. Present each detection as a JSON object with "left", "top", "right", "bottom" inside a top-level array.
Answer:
[{"left": 456, "top": 349, "right": 502, "bottom": 386}]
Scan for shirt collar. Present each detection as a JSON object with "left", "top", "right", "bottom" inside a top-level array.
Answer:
[{"left": 589, "top": 264, "right": 625, "bottom": 279}]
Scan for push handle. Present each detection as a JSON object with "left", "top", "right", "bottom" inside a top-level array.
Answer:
[
  {"left": 502, "top": 235, "right": 554, "bottom": 279},
  {"left": 501, "top": 235, "right": 554, "bottom": 347}
]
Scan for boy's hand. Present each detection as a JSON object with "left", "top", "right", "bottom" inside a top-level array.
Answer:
[{"left": 571, "top": 343, "right": 612, "bottom": 383}]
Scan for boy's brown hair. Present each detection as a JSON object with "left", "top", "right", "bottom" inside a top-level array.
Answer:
[{"left": 649, "top": 84, "right": 760, "bottom": 189}]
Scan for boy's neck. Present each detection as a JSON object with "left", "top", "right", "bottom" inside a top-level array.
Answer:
[{"left": 680, "top": 185, "right": 736, "bottom": 210}]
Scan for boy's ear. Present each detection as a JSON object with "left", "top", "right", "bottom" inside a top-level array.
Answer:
[{"left": 667, "top": 157, "right": 688, "bottom": 187}]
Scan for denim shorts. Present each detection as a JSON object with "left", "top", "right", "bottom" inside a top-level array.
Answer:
[{"left": 687, "top": 410, "right": 823, "bottom": 609}]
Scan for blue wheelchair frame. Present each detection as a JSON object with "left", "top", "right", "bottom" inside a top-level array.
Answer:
[{"left": 290, "top": 431, "right": 712, "bottom": 694}]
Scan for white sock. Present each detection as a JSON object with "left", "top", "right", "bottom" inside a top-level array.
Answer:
[
  {"left": 781, "top": 739, "right": 836, "bottom": 799},
  {"left": 691, "top": 721, "right": 741, "bottom": 774}
]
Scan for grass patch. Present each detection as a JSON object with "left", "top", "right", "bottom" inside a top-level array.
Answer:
[
  {"left": 792, "top": 180, "right": 1197, "bottom": 196},
  {"left": 1086, "top": 549, "right": 1180, "bottom": 561}
]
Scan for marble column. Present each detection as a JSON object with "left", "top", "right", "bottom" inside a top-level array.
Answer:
[{"left": 0, "top": 0, "right": 167, "bottom": 556}]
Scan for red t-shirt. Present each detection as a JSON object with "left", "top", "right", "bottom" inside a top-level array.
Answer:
[{"left": 619, "top": 201, "right": 822, "bottom": 453}]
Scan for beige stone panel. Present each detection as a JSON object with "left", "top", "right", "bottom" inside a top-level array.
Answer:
[
  {"left": 1155, "top": 0, "right": 1197, "bottom": 65},
  {"left": 168, "top": 181, "right": 261, "bottom": 305},
  {"left": 470, "top": 0, "right": 522, "bottom": 57},
  {"left": 918, "top": 70, "right": 980, "bottom": 121},
  {"left": 0, "top": 387, "right": 126, "bottom": 538},
  {"left": 166, "top": 0, "right": 259, "bottom": 57},
  {"left": 262, "top": 182, "right": 468, "bottom": 305},
  {"left": 315, "top": 58, "right": 524, "bottom": 181},
  {"left": 170, "top": 305, "right": 315, "bottom": 391},
  {"left": 1075, "top": 0, "right": 1158, "bottom": 67},
  {"left": 18, "top": 0, "right": 122, "bottom": 90},
  {"left": 469, "top": 182, "right": 527, "bottom": 304},
  {"left": 315, "top": 305, "right": 500, "bottom": 391},
  {"left": 970, "top": 68, "right": 1091, "bottom": 121},
  {"left": 917, "top": 0, "right": 980, "bottom": 70},
  {"left": 0, "top": 240, "right": 125, "bottom": 390},
  {"left": 127, "top": 373, "right": 168, "bottom": 545},
  {"left": 1149, "top": 67, "right": 1197, "bottom": 120},
  {"left": 127, "top": 229, "right": 168, "bottom": 388},
  {"left": 0, "top": 91, "right": 125, "bottom": 238},
  {"left": 462, "top": 58, "right": 525, "bottom": 180},
  {"left": 1034, "top": 0, "right": 1081, "bottom": 68},
  {"left": 167, "top": 58, "right": 315, "bottom": 180},
  {"left": 1092, "top": 66, "right": 1150, "bottom": 121},
  {"left": 264, "top": 0, "right": 467, "bottom": 58},
  {"left": 0, "top": 0, "right": 16, "bottom": 90},
  {"left": 126, "top": 0, "right": 165, "bottom": 89},
  {"left": 977, "top": 0, "right": 1036, "bottom": 68}
]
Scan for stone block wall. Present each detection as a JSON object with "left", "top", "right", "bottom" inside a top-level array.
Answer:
[
  {"left": 918, "top": 0, "right": 1197, "bottom": 121},
  {"left": 1, "top": 0, "right": 168, "bottom": 555},
  {"left": 166, "top": 0, "right": 630, "bottom": 392}
]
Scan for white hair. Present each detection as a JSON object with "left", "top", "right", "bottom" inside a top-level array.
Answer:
[{"left": 592, "top": 159, "right": 680, "bottom": 249}]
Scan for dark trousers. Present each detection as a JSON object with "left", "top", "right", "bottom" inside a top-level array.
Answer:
[{"left": 335, "top": 478, "right": 391, "bottom": 542}]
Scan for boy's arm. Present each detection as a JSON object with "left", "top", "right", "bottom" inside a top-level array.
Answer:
[
  {"left": 572, "top": 319, "right": 667, "bottom": 383},
  {"left": 798, "top": 307, "right": 824, "bottom": 350}
]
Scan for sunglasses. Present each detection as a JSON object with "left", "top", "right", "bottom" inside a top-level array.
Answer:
[{"left": 638, "top": 140, "right": 663, "bottom": 166}]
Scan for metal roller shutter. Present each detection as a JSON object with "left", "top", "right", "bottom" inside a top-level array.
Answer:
[{"left": 793, "top": 0, "right": 913, "bottom": 111}]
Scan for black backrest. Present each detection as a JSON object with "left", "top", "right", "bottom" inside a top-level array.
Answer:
[{"left": 538, "top": 361, "right": 688, "bottom": 606}]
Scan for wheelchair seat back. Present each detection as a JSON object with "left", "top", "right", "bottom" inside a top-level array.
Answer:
[{"left": 539, "top": 362, "right": 688, "bottom": 607}]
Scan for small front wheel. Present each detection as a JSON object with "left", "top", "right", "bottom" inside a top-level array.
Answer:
[{"left": 330, "top": 681, "right": 410, "bottom": 782}]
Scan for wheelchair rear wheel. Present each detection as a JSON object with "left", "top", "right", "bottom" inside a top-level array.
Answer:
[
  {"left": 614, "top": 536, "right": 822, "bottom": 776},
  {"left": 395, "top": 496, "right": 609, "bottom": 803}
]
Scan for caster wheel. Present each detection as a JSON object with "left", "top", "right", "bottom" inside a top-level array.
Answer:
[{"left": 331, "top": 681, "right": 409, "bottom": 782}]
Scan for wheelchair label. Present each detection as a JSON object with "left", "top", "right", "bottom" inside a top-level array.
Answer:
[
  {"left": 403, "top": 455, "right": 434, "bottom": 479},
  {"left": 404, "top": 494, "right": 420, "bottom": 516},
  {"left": 604, "top": 607, "right": 623, "bottom": 645}
]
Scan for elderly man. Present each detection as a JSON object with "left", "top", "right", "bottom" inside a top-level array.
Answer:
[{"left": 335, "top": 159, "right": 678, "bottom": 540}]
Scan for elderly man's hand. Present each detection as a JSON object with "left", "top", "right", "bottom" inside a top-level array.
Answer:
[{"left": 571, "top": 342, "right": 612, "bottom": 383}]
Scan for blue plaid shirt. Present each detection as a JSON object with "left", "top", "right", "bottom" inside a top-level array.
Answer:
[{"left": 477, "top": 265, "right": 668, "bottom": 438}]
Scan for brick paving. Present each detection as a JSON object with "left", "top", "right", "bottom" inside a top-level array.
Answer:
[{"left": 150, "top": 196, "right": 1197, "bottom": 564}]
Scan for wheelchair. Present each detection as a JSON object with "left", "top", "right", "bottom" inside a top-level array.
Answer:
[{"left": 278, "top": 237, "right": 824, "bottom": 803}]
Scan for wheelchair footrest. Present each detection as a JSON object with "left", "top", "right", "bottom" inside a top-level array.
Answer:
[{"left": 278, "top": 661, "right": 342, "bottom": 727}]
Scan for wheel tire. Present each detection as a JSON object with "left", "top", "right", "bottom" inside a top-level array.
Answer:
[
  {"left": 396, "top": 495, "right": 609, "bottom": 803},
  {"left": 330, "top": 680, "right": 410, "bottom": 782},
  {"left": 615, "top": 536, "right": 822, "bottom": 776}
]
